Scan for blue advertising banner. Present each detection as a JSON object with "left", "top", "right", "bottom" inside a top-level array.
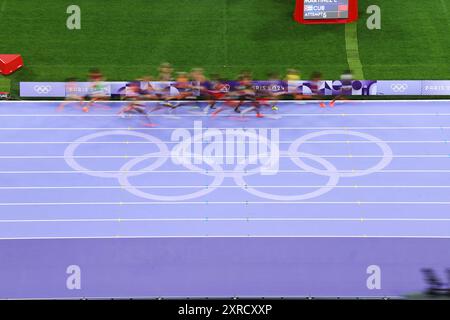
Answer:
[
  {"left": 20, "top": 82, "right": 66, "bottom": 98},
  {"left": 119, "top": 81, "right": 177, "bottom": 97},
  {"left": 422, "top": 81, "right": 450, "bottom": 95},
  {"left": 20, "top": 82, "right": 114, "bottom": 98},
  {"left": 376, "top": 81, "right": 423, "bottom": 96},
  {"left": 20, "top": 80, "right": 450, "bottom": 97},
  {"left": 252, "top": 80, "right": 288, "bottom": 94},
  {"left": 287, "top": 80, "right": 377, "bottom": 96},
  {"left": 66, "top": 82, "right": 112, "bottom": 97}
]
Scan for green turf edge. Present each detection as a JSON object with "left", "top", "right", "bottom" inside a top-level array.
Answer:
[{"left": 0, "top": 76, "right": 11, "bottom": 92}]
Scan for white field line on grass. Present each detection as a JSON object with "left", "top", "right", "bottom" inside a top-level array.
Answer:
[
  {"left": 440, "top": 0, "right": 450, "bottom": 26},
  {"left": 0, "top": 0, "right": 6, "bottom": 12},
  {"left": 345, "top": 22, "right": 365, "bottom": 80}
]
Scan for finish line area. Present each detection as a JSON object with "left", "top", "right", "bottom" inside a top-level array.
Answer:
[{"left": 1, "top": 100, "right": 450, "bottom": 239}]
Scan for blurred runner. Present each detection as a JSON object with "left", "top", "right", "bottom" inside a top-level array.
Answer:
[
  {"left": 84, "top": 69, "right": 110, "bottom": 112},
  {"left": 158, "top": 62, "right": 174, "bottom": 81},
  {"left": 118, "top": 81, "right": 155, "bottom": 126},
  {"left": 57, "top": 78, "right": 84, "bottom": 111},
  {"left": 211, "top": 74, "right": 254, "bottom": 117},
  {"left": 329, "top": 70, "right": 354, "bottom": 107}
]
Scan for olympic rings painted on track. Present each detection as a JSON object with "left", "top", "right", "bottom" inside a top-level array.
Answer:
[
  {"left": 170, "top": 129, "right": 280, "bottom": 177},
  {"left": 64, "top": 130, "right": 169, "bottom": 178},
  {"left": 288, "top": 130, "right": 393, "bottom": 178},
  {"left": 118, "top": 153, "right": 225, "bottom": 201},
  {"left": 233, "top": 152, "right": 339, "bottom": 201},
  {"left": 63, "top": 129, "right": 394, "bottom": 202}
]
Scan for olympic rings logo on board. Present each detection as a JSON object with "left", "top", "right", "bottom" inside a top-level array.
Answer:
[
  {"left": 390, "top": 83, "right": 408, "bottom": 93},
  {"left": 33, "top": 85, "right": 53, "bottom": 94},
  {"left": 63, "top": 126, "right": 393, "bottom": 202}
]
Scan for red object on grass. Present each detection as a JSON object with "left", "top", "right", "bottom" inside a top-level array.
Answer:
[
  {"left": 294, "top": 0, "right": 358, "bottom": 24},
  {"left": 0, "top": 54, "right": 24, "bottom": 75}
]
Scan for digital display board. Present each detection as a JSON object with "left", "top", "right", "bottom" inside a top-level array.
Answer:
[
  {"left": 294, "top": 0, "right": 358, "bottom": 24},
  {"left": 304, "top": 0, "right": 349, "bottom": 20}
]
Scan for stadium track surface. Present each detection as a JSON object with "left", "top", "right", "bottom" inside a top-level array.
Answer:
[{"left": 1, "top": 100, "right": 450, "bottom": 239}]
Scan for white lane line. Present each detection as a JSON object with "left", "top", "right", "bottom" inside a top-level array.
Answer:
[
  {"left": 1, "top": 235, "right": 450, "bottom": 240},
  {"left": 0, "top": 140, "right": 448, "bottom": 144},
  {"left": 12, "top": 295, "right": 404, "bottom": 300},
  {"left": 1, "top": 201, "right": 450, "bottom": 206},
  {"left": 2, "top": 185, "right": 450, "bottom": 190},
  {"left": 0, "top": 154, "right": 448, "bottom": 160},
  {"left": 1, "top": 113, "right": 450, "bottom": 117},
  {"left": 1, "top": 126, "right": 450, "bottom": 130},
  {"left": 1, "top": 169, "right": 450, "bottom": 174},
  {"left": 1, "top": 218, "right": 450, "bottom": 223}
]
